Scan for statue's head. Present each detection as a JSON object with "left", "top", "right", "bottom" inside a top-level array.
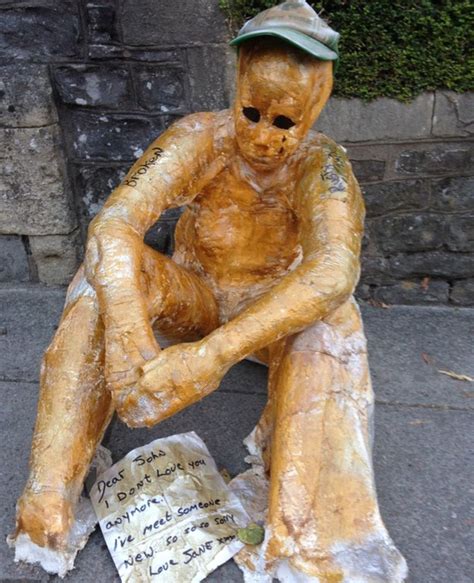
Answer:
[
  {"left": 230, "top": 0, "right": 339, "bottom": 170},
  {"left": 234, "top": 38, "right": 333, "bottom": 170}
]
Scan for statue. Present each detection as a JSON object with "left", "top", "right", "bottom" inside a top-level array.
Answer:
[{"left": 11, "top": 1, "right": 408, "bottom": 580}]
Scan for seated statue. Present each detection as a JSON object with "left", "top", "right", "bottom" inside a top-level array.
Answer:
[{"left": 12, "top": 1, "right": 407, "bottom": 580}]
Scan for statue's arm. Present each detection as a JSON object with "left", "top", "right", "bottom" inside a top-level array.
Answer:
[
  {"left": 209, "top": 139, "right": 364, "bottom": 364},
  {"left": 85, "top": 112, "right": 227, "bottom": 372}
]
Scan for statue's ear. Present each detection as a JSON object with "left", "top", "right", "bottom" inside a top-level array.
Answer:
[{"left": 307, "top": 61, "right": 333, "bottom": 125}]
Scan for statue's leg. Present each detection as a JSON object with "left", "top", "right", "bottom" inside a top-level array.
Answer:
[
  {"left": 265, "top": 298, "right": 407, "bottom": 582},
  {"left": 15, "top": 266, "right": 111, "bottom": 550},
  {"left": 14, "top": 250, "right": 219, "bottom": 550}
]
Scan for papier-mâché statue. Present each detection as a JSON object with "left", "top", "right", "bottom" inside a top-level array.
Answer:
[{"left": 11, "top": 1, "right": 408, "bottom": 581}]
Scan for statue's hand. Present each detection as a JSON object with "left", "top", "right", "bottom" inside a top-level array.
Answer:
[
  {"left": 113, "top": 340, "right": 229, "bottom": 428},
  {"left": 104, "top": 321, "right": 160, "bottom": 393},
  {"left": 85, "top": 233, "right": 161, "bottom": 391}
]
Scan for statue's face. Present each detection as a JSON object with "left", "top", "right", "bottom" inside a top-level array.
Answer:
[{"left": 234, "top": 40, "right": 333, "bottom": 170}]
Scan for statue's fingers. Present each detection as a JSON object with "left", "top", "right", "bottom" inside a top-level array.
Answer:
[
  {"left": 119, "top": 323, "right": 160, "bottom": 361},
  {"left": 138, "top": 366, "right": 173, "bottom": 394}
]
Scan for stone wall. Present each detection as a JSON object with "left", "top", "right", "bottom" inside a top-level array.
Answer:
[
  {"left": 1, "top": 1, "right": 473, "bottom": 305},
  {"left": 0, "top": 0, "right": 232, "bottom": 285},
  {"left": 316, "top": 92, "right": 474, "bottom": 306}
]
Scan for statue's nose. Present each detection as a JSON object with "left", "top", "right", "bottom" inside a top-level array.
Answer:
[{"left": 253, "top": 127, "right": 273, "bottom": 148}]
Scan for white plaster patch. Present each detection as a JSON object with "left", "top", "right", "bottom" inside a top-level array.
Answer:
[{"left": 331, "top": 535, "right": 408, "bottom": 583}]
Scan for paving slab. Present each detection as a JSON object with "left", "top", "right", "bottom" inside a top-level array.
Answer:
[
  {"left": 362, "top": 304, "right": 474, "bottom": 409},
  {"left": 373, "top": 406, "right": 473, "bottom": 583},
  {"left": 0, "top": 285, "right": 66, "bottom": 383}
]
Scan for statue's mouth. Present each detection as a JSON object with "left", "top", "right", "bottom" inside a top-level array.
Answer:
[{"left": 245, "top": 150, "right": 282, "bottom": 168}]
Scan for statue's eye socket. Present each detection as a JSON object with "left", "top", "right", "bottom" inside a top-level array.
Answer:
[
  {"left": 273, "top": 115, "right": 295, "bottom": 130},
  {"left": 243, "top": 107, "right": 261, "bottom": 123}
]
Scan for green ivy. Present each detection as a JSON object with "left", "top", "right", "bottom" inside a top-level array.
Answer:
[{"left": 219, "top": 0, "right": 474, "bottom": 101}]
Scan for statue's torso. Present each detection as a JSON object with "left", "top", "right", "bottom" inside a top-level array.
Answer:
[
  {"left": 167, "top": 113, "right": 332, "bottom": 321},
  {"left": 173, "top": 157, "right": 304, "bottom": 320}
]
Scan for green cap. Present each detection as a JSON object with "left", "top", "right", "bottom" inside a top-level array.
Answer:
[{"left": 230, "top": 0, "right": 339, "bottom": 62}]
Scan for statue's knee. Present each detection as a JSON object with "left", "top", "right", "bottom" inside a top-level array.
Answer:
[
  {"left": 65, "top": 266, "right": 97, "bottom": 307},
  {"left": 289, "top": 316, "right": 367, "bottom": 362}
]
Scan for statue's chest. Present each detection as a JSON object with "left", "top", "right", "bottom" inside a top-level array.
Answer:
[
  {"left": 175, "top": 168, "right": 300, "bottom": 279},
  {"left": 192, "top": 170, "right": 298, "bottom": 250}
]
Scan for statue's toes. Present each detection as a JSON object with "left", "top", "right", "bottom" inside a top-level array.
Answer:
[
  {"left": 328, "top": 536, "right": 408, "bottom": 583},
  {"left": 268, "top": 533, "right": 408, "bottom": 583},
  {"left": 293, "top": 537, "right": 408, "bottom": 583}
]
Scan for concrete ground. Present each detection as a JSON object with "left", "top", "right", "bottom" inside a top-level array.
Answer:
[{"left": 0, "top": 284, "right": 473, "bottom": 582}]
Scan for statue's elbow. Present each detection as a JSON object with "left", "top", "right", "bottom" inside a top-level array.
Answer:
[
  {"left": 304, "top": 257, "right": 359, "bottom": 316},
  {"left": 336, "top": 256, "right": 360, "bottom": 300}
]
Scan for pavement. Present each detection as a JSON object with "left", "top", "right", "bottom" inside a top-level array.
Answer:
[{"left": 0, "top": 284, "right": 473, "bottom": 582}]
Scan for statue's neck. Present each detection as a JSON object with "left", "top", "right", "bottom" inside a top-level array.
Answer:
[{"left": 231, "top": 152, "right": 295, "bottom": 193}]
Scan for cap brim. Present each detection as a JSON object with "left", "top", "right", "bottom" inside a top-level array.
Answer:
[{"left": 230, "top": 27, "right": 338, "bottom": 61}]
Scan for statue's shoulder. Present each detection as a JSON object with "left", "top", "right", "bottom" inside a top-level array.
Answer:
[
  {"left": 302, "top": 130, "right": 348, "bottom": 160},
  {"left": 165, "top": 110, "right": 233, "bottom": 155}
]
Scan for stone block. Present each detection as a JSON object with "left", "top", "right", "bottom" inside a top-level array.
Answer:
[
  {"left": 396, "top": 145, "right": 474, "bottom": 176},
  {"left": 373, "top": 280, "right": 449, "bottom": 305},
  {"left": 120, "top": 0, "right": 227, "bottom": 46},
  {"left": 0, "top": 235, "right": 29, "bottom": 282},
  {"left": 85, "top": 0, "right": 120, "bottom": 46},
  {"left": 0, "top": 1, "right": 81, "bottom": 61},
  {"left": 354, "top": 282, "right": 371, "bottom": 301},
  {"left": 89, "top": 45, "right": 183, "bottom": 62},
  {"left": 53, "top": 65, "right": 133, "bottom": 109},
  {"left": 450, "top": 279, "right": 474, "bottom": 306},
  {"left": 316, "top": 93, "right": 434, "bottom": 143},
  {"left": 369, "top": 214, "right": 446, "bottom": 254},
  {"left": 0, "top": 126, "right": 77, "bottom": 235},
  {"left": 446, "top": 216, "right": 474, "bottom": 252},
  {"left": 187, "top": 45, "right": 233, "bottom": 111},
  {"left": 75, "top": 164, "right": 129, "bottom": 224},
  {"left": 363, "top": 180, "right": 430, "bottom": 218},
  {"left": 360, "top": 254, "right": 394, "bottom": 285},
  {"left": 432, "top": 91, "right": 474, "bottom": 137},
  {"left": 86, "top": 43, "right": 126, "bottom": 59},
  {"left": 67, "top": 112, "right": 170, "bottom": 161},
  {"left": 351, "top": 159, "right": 386, "bottom": 183},
  {"left": 29, "top": 230, "right": 81, "bottom": 286},
  {"left": 135, "top": 65, "right": 187, "bottom": 112},
  {"left": 389, "top": 251, "right": 474, "bottom": 280},
  {"left": 0, "top": 64, "right": 57, "bottom": 128},
  {"left": 431, "top": 176, "right": 474, "bottom": 212}
]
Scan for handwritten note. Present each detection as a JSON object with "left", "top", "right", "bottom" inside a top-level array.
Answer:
[{"left": 90, "top": 432, "right": 250, "bottom": 582}]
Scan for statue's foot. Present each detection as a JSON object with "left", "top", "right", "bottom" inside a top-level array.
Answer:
[
  {"left": 236, "top": 532, "right": 408, "bottom": 582},
  {"left": 14, "top": 488, "right": 74, "bottom": 550},
  {"left": 277, "top": 535, "right": 408, "bottom": 583}
]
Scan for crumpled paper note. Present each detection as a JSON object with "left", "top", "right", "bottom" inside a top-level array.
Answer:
[{"left": 90, "top": 431, "right": 250, "bottom": 582}]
